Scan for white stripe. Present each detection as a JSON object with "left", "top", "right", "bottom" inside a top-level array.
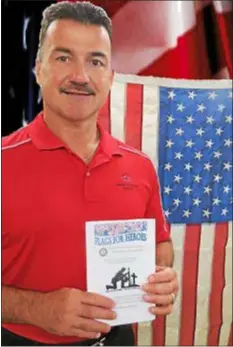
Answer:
[
  {"left": 113, "top": 72, "right": 232, "bottom": 88},
  {"left": 165, "top": 224, "right": 186, "bottom": 346},
  {"left": 213, "top": 0, "right": 233, "bottom": 13},
  {"left": 219, "top": 221, "right": 232, "bottom": 345},
  {"left": 110, "top": 80, "right": 126, "bottom": 142},
  {"left": 141, "top": 84, "right": 160, "bottom": 170},
  {"left": 138, "top": 322, "right": 152, "bottom": 346},
  {"left": 2, "top": 138, "right": 31, "bottom": 151},
  {"left": 194, "top": 223, "right": 216, "bottom": 346}
]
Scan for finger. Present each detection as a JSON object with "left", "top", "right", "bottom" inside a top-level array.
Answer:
[
  {"left": 143, "top": 293, "right": 173, "bottom": 306},
  {"left": 149, "top": 304, "right": 173, "bottom": 316},
  {"left": 76, "top": 317, "right": 111, "bottom": 335},
  {"left": 75, "top": 329, "right": 102, "bottom": 340},
  {"left": 82, "top": 292, "right": 115, "bottom": 308},
  {"left": 80, "top": 304, "right": 117, "bottom": 320},
  {"left": 142, "top": 281, "right": 177, "bottom": 295},
  {"left": 148, "top": 268, "right": 176, "bottom": 284}
]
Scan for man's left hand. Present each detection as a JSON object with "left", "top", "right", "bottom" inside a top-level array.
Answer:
[{"left": 142, "top": 266, "right": 178, "bottom": 316}]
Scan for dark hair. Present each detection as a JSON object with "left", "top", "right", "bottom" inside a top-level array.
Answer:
[{"left": 37, "top": 1, "right": 112, "bottom": 60}]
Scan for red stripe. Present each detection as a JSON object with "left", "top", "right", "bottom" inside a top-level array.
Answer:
[
  {"left": 228, "top": 322, "right": 233, "bottom": 346},
  {"left": 179, "top": 225, "right": 201, "bottom": 346},
  {"left": 207, "top": 223, "right": 229, "bottom": 346},
  {"left": 132, "top": 323, "right": 138, "bottom": 346},
  {"left": 125, "top": 84, "right": 143, "bottom": 150},
  {"left": 152, "top": 316, "right": 166, "bottom": 346},
  {"left": 98, "top": 94, "right": 111, "bottom": 133}
]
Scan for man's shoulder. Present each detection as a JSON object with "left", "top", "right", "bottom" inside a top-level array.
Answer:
[
  {"left": 2, "top": 126, "right": 32, "bottom": 153},
  {"left": 115, "top": 138, "right": 151, "bottom": 162}
]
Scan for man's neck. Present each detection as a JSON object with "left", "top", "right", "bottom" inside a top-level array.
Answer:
[{"left": 43, "top": 110, "right": 100, "bottom": 160}]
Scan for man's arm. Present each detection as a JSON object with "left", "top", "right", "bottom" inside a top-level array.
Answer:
[{"left": 156, "top": 240, "right": 174, "bottom": 267}]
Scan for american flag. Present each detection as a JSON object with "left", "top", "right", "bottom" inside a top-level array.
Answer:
[{"left": 98, "top": 73, "right": 233, "bottom": 346}]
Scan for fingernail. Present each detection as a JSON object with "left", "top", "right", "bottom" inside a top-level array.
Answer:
[
  {"left": 148, "top": 275, "right": 155, "bottom": 283},
  {"left": 96, "top": 333, "right": 101, "bottom": 339},
  {"left": 143, "top": 294, "right": 150, "bottom": 301}
]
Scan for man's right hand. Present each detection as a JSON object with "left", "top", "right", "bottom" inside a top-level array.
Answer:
[{"left": 34, "top": 288, "right": 116, "bottom": 339}]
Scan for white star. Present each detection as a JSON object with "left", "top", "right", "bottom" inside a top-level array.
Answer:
[
  {"left": 205, "top": 139, "right": 214, "bottom": 148},
  {"left": 174, "top": 174, "right": 183, "bottom": 183},
  {"left": 213, "top": 174, "right": 222, "bottom": 183},
  {"left": 218, "top": 104, "right": 226, "bottom": 112},
  {"left": 183, "top": 209, "right": 192, "bottom": 218},
  {"left": 174, "top": 152, "right": 183, "bottom": 160},
  {"left": 224, "top": 138, "right": 233, "bottom": 147},
  {"left": 197, "top": 103, "right": 206, "bottom": 112},
  {"left": 204, "top": 186, "right": 212, "bottom": 195},
  {"left": 194, "top": 174, "right": 202, "bottom": 183},
  {"left": 184, "top": 186, "right": 192, "bottom": 195},
  {"left": 188, "top": 91, "right": 197, "bottom": 99},
  {"left": 164, "top": 209, "right": 172, "bottom": 218},
  {"left": 186, "top": 115, "right": 195, "bottom": 124},
  {"left": 167, "top": 114, "right": 175, "bottom": 124},
  {"left": 221, "top": 208, "right": 228, "bottom": 216},
  {"left": 213, "top": 151, "right": 222, "bottom": 159},
  {"left": 223, "top": 162, "right": 232, "bottom": 171},
  {"left": 208, "top": 91, "right": 217, "bottom": 100},
  {"left": 216, "top": 127, "right": 224, "bottom": 136},
  {"left": 164, "top": 163, "right": 173, "bottom": 171},
  {"left": 223, "top": 185, "right": 231, "bottom": 194},
  {"left": 185, "top": 139, "right": 195, "bottom": 148},
  {"left": 194, "top": 151, "right": 203, "bottom": 160},
  {"left": 213, "top": 197, "right": 221, "bottom": 206},
  {"left": 173, "top": 198, "right": 182, "bottom": 207},
  {"left": 204, "top": 162, "right": 212, "bottom": 171},
  {"left": 168, "top": 90, "right": 176, "bottom": 99},
  {"left": 203, "top": 209, "right": 212, "bottom": 218},
  {"left": 177, "top": 103, "right": 185, "bottom": 112},
  {"left": 176, "top": 128, "right": 184, "bottom": 136},
  {"left": 166, "top": 139, "right": 174, "bottom": 148},
  {"left": 193, "top": 198, "right": 202, "bottom": 207},
  {"left": 228, "top": 91, "right": 233, "bottom": 98},
  {"left": 196, "top": 127, "right": 205, "bottom": 136},
  {"left": 184, "top": 163, "right": 192, "bottom": 171},
  {"left": 206, "top": 116, "right": 215, "bottom": 124},
  {"left": 225, "top": 115, "right": 233, "bottom": 123},
  {"left": 164, "top": 186, "right": 173, "bottom": 195}
]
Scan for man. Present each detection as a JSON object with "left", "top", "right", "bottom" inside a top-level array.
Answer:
[{"left": 2, "top": 1, "right": 178, "bottom": 346}]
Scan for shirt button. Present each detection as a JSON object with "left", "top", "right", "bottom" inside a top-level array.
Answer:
[{"left": 86, "top": 172, "right": 91, "bottom": 177}]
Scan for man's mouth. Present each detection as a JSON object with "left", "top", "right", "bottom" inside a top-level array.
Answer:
[{"left": 61, "top": 90, "right": 94, "bottom": 96}]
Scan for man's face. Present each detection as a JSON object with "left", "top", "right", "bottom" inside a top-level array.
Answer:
[{"left": 35, "top": 19, "right": 113, "bottom": 122}]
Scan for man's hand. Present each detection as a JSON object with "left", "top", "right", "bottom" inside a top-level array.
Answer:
[
  {"left": 142, "top": 266, "right": 178, "bottom": 316},
  {"left": 35, "top": 288, "right": 116, "bottom": 339}
]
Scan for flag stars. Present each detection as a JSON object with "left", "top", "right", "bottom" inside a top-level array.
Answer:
[
  {"left": 175, "top": 128, "right": 184, "bottom": 136},
  {"left": 196, "top": 127, "right": 205, "bottom": 136},
  {"left": 228, "top": 91, "right": 233, "bottom": 98},
  {"left": 203, "top": 209, "right": 212, "bottom": 218},
  {"left": 218, "top": 104, "right": 226, "bottom": 112},
  {"left": 194, "top": 151, "right": 203, "bottom": 160},
  {"left": 186, "top": 115, "right": 195, "bottom": 124},
  {"left": 166, "top": 139, "right": 174, "bottom": 148},
  {"left": 206, "top": 116, "right": 215, "bottom": 124},
  {"left": 168, "top": 90, "right": 176, "bottom": 99},
  {"left": 173, "top": 198, "right": 182, "bottom": 207},
  {"left": 213, "top": 150, "right": 222, "bottom": 159},
  {"left": 205, "top": 139, "right": 214, "bottom": 148},
  {"left": 167, "top": 114, "right": 175, "bottom": 124},
  {"left": 213, "top": 174, "right": 222, "bottom": 183},
  {"left": 204, "top": 162, "right": 212, "bottom": 171},
  {"left": 208, "top": 91, "right": 217, "bottom": 100},
  {"left": 223, "top": 185, "right": 231, "bottom": 194},
  {"left": 164, "top": 186, "right": 172, "bottom": 195},
  {"left": 184, "top": 163, "right": 192, "bottom": 171},
  {"left": 193, "top": 198, "right": 202, "bottom": 207},
  {"left": 204, "top": 186, "right": 212, "bottom": 195},
  {"left": 216, "top": 127, "right": 224, "bottom": 136},
  {"left": 177, "top": 103, "right": 185, "bottom": 112},
  {"left": 225, "top": 115, "right": 233, "bottom": 123},
  {"left": 174, "top": 174, "right": 183, "bottom": 183},
  {"left": 221, "top": 208, "right": 228, "bottom": 216},
  {"left": 223, "top": 162, "right": 232, "bottom": 171},
  {"left": 194, "top": 174, "right": 202, "bottom": 183},
  {"left": 188, "top": 91, "right": 197, "bottom": 99},
  {"left": 174, "top": 152, "right": 183, "bottom": 160},
  {"left": 183, "top": 209, "right": 192, "bottom": 218},
  {"left": 185, "top": 139, "right": 195, "bottom": 148},
  {"left": 184, "top": 186, "right": 192, "bottom": 195},
  {"left": 224, "top": 138, "right": 233, "bottom": 147},
  {"left": 164, "top": 163, "right": 173, "bottom": 171},
  {"left": 197, "top": 103, "right": 206, "bottom": 112},
  {"left": 164, "top": 209, "right": 172, "bottom": 218},
  {"left": 213, "top": 197, "right": 221, "bottom": 206}
]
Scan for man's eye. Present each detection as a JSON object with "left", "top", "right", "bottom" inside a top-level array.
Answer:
[
  {"left": 92, "top": 59, "right": 104, "bottom": 67},
  {"left": 56, "top": 56, "right": 69, "bottom": 62}
]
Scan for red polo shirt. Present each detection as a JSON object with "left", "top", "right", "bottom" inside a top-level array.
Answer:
[{"left": 2, "top": 113, "right": 170, "bottom": 344}]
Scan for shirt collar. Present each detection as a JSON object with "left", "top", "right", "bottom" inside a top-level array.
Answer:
[{"left": 28, "top": 112, "right": 122, "bottom": 158}]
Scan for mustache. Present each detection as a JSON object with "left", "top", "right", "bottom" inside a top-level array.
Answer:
[{"left": 60, "top": 83, "right": 95, "bottom": 95}]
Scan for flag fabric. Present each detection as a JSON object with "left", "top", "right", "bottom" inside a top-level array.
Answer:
[
  {"left": 63, "top": 0, "right": 233, "bottom": 79},
  {"left": 98, "top": 73, "right": 232, "bottom": 346}
]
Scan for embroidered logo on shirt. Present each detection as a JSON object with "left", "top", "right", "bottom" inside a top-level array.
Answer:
[{"left": 117, "top": 173, "right": 138, "bottom": 189}]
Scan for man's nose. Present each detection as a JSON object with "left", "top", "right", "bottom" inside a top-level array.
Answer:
[{"left": 70, "top": 62, "right": 90, "bottom": 84}]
